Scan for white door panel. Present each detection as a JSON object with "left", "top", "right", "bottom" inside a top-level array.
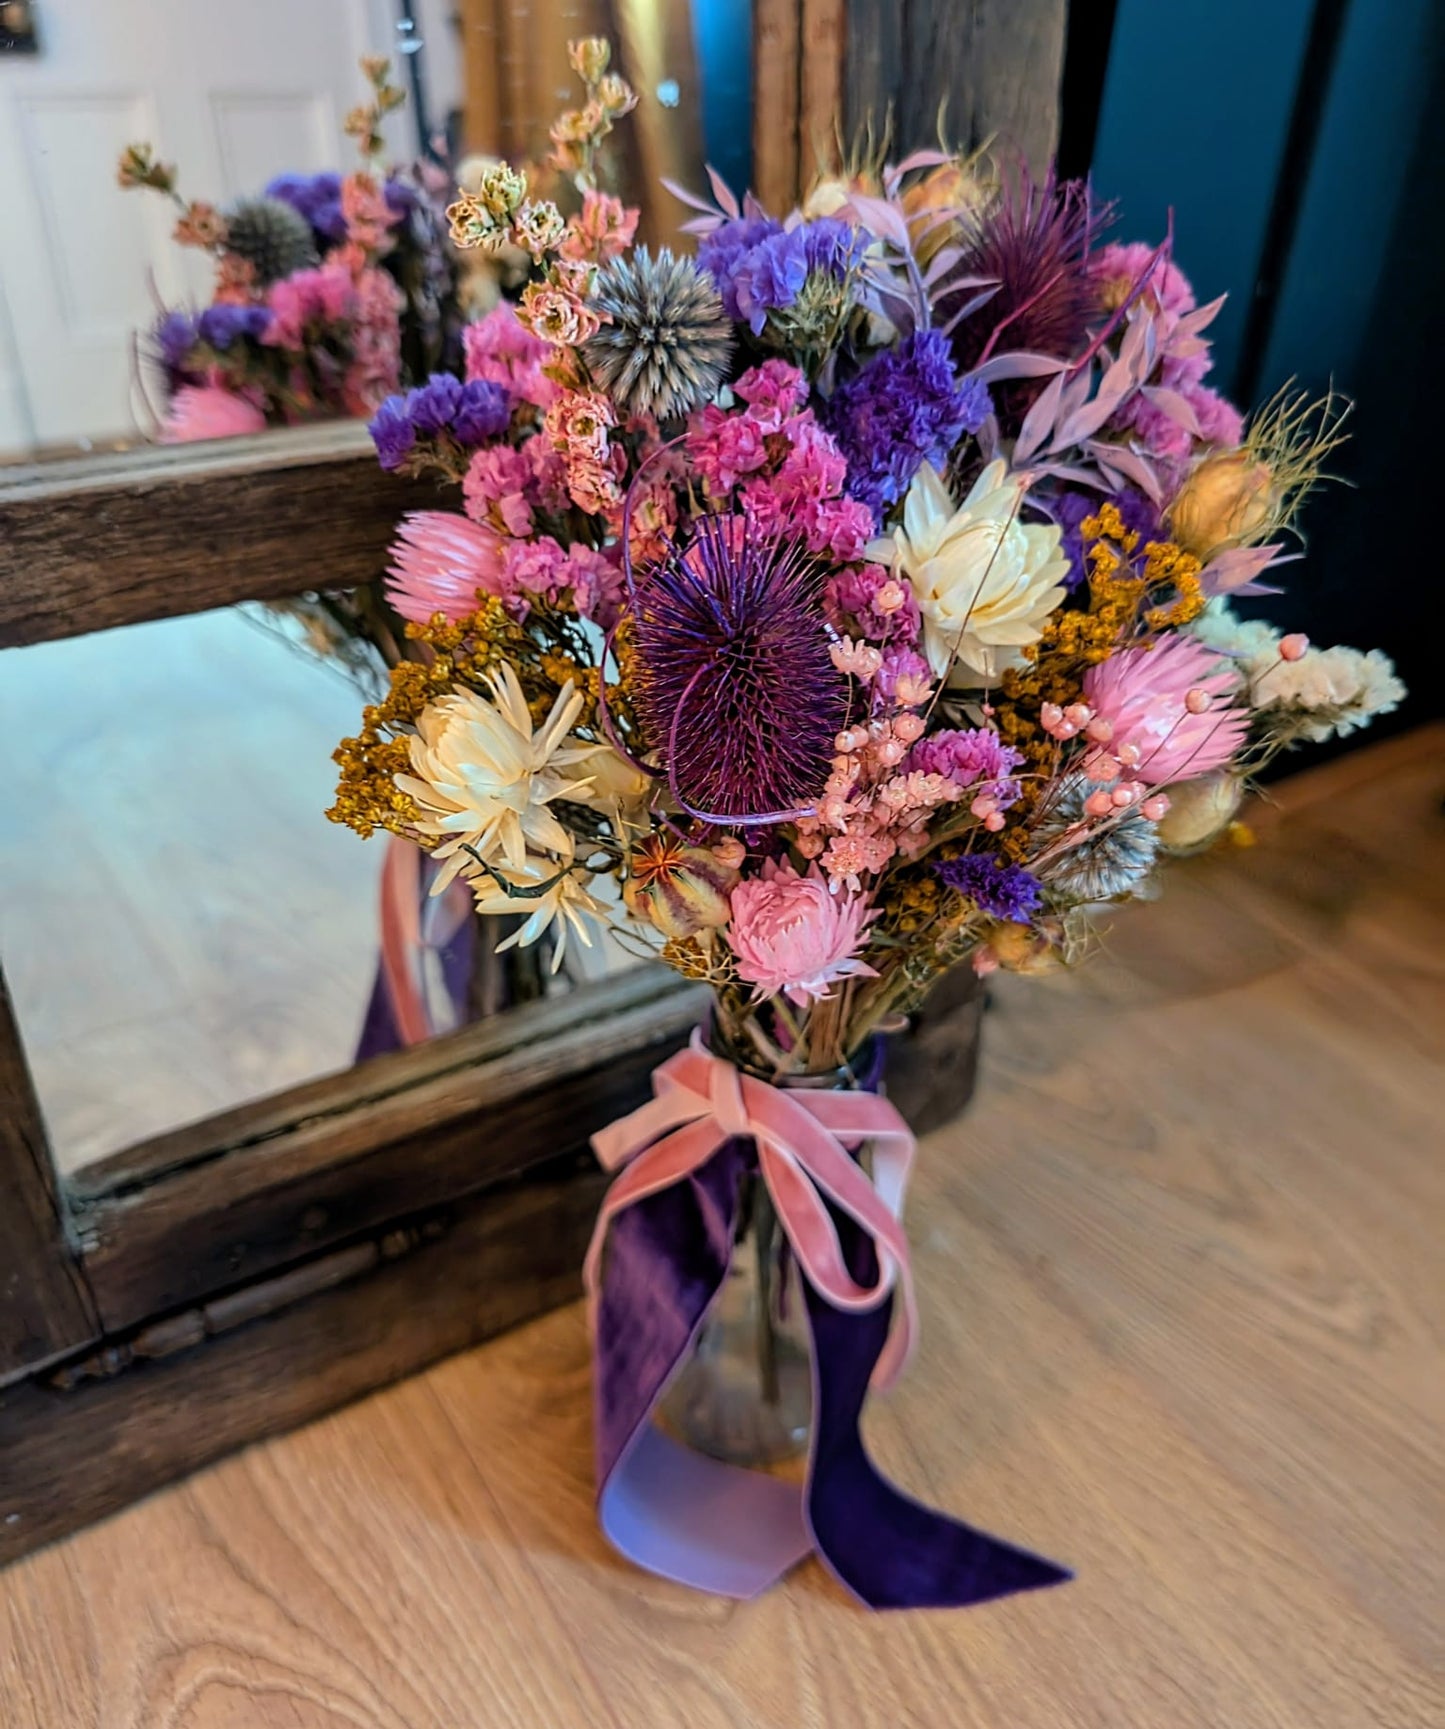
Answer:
[{"left": 0, "top": 0, "right": 399, "bottom": 450}]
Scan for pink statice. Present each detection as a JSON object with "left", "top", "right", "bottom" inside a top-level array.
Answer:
[
  {"left": 464, "top": 445, "right": 535, "bottom": 534},
  {"left": 343, "top": 266, "right": 404, "bottom": 414},
  {"left": 906, "top": 729, "right": 1024, "bottom": 805},
  {"left": 463, "top": 304, "right": 557, "bottom": 409},
  {"left": 1187, "top": 386, "right": 1244, "bottom": 446},
  {"left": 726, "top": 859, "right": 878, "bottom": 1007},
  {"left": 340, "top": 172, "right": 401, "bottom": 253},
  {"left": 731, "top": 358, "right": 808, "bottom": 430},
  {"left": 160, "top": 385, "right": 266, "bottom": 443},
  {"left": 687, "top": 404, "right": 769, "bottom": 491},
  {"left": 499, "top": 534, "right": 568, "bottom": 602},
  {"left": 385, "top": 511, "right": 506, "bottom": 622},
  {"left": 558, "top": 189, "right": 638, "bottom": 263},
  {"left": 1083, "top": 636, "right": 1249, "bottom": 785},
  {"left": 562, "top": 543, "right": 625, "bottom": 627},
  {"left": 264, "top": 265, "right": 356, "bottom": 349},
  {"left": 524, "top": 436, "right": 571, "bottom": 514},
  {"left": 1093, "top": 243, "right": 1196, "bottom": 321},
  {"left": 824, "top": 563, "right": 922, "bottom": 644},
  {"left": 1115, "top": 380, "right": 1244, "bottom": 462},
  {"left": 873, "top": 645, "right": 933, "bottom": 707}
]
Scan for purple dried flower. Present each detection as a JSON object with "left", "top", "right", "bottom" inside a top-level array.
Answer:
[
  {"left": 408, "top": 373, "right": 464, "bottom": 434},
  {"left": 368, "top": 394, "right": 417, "bottom": 470},
  {"left": 1052, "top": 486, "right": 1162, "bottom": 589},
  {"left": 934, "top": 853, "right": 1043, "bottom": 922},
  {"left": 697, "top": 215, "right": 782, "bottom": 322},
  {"left": 196, "top": 304, "right": 271, "bottom": 350},
  {"left": 801, "top": 217, "right": 870, "bottom": 277},
  {"left": 942, "top": 169, "right": 1109, "bottom": 407},
  {"left": 265, "top": 170, "right": 346, "bottom": 242},
  {"left": 822, "top": 330, "right": 991, "bottom": 521},
  {"left": 155, "top": 310, "right": 197, "bottom": 372},
  {"left": 698, "top": 216, "right": 865, "bottom": 335},
  {"left": 452, "top": 378, "right": 511, "bottom": 444},
  {"left": 906, "top": 729, "right": 1024, "bottom": 805},
  {"left": 629, "top": 515, "right": 848, "bottom": 821}
]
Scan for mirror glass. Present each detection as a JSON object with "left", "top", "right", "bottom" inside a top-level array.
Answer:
[
  {"left": 0, "top": 0, "right": 752, "bottom": 459},
  {"left": 0, "top": 596, "right": 644, "bottom": 1176}
]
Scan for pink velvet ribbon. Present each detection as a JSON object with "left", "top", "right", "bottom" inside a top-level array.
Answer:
[{"left": 586, "top": 1035, "right": 918, "bottom": 1390}]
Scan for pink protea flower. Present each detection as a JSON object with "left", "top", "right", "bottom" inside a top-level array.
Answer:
[
  {"left": 1083, "top": 637, "right": 1249, "bottom": 785},
  {"left": 726, "top": 858, "right": 878, "bottom": 1007},
  {"left": 160, "top": 385, "right": 266, "bottom": 443},
  {"left": 385, "top": 511, "right": 506, "bottom": 622}
]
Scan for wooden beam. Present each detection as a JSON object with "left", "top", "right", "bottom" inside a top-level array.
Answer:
[
  {"left": 0, "top": 424, "right": 437, "bottom": 649},
  {"left": 844, "top": 0, "right": 1067, "bottom": 170},
  {"left": 0, "top": 968, "right": 99, "bottom": 1385}
]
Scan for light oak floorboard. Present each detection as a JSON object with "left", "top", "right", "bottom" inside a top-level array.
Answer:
[{"left": 2, "top": 728, "right": 1442, "bottom": 1727}]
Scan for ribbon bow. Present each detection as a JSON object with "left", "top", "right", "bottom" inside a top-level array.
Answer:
[
  {"left": 587, "top": 1036, "right": 918, "bottom": 1389},
  {"left": 584, "top": 1034, "right": 1069, "bottom": 1609}
]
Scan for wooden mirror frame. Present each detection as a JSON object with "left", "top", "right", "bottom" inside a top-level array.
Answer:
[{"left": 0, "top": 0, "right": 1065, "bottom": 1567}]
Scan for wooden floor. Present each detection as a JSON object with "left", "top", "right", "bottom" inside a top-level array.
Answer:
[{"left": 2, "top": 728, "right": 1442, "bottom": 1728}]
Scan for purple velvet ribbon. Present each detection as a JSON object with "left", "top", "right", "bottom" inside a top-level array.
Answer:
[{"left": 590, "top": 1043, "right": 1070, "bottom": 1608}]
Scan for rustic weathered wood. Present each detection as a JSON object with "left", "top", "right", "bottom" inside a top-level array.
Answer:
[
  {"left": 0, "top": 1158, "right": 604, "bottom": 1568},
  {"left": 71, "top": 968, "right": 705, "bottom": 1333},
  {"left": 0, "top": 967, "right": 98, "bottom": 1385},
  {"left": 752, "top": 0, "right": 804, "bottom": 209},
  {"left": 844, "top": 0, "right": 1067, "bottom": 171},
  {"left": 1, "top": 726, "right": 1439, "bottom": 1722},
  {"left": 0, "top": 423, "right": 438, "bottom": 649}
]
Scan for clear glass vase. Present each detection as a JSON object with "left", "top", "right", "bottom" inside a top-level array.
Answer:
[{"left": 659, "top": 1168, "right": 814, "bottom": 1466}]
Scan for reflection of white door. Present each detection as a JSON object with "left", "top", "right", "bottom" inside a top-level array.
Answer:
[{"left": 0, "top": 0, "right": 407, "bottom": 453}]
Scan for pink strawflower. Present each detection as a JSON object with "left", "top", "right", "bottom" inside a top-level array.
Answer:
[
  {"left": 1082, "top": 637, "right": 1249, "bottom": 786},
  {"left": 463, "top": 305, "right": 557, "bottom": 409},
  {"left": 726, "top": 858, "right": 879, "bottom": 1007},
  {"left": 160, "top": 385, "right": 266, "bottom": 443},
  {"left": 385, "top": 510, "right": 506, "bottom": 622}
]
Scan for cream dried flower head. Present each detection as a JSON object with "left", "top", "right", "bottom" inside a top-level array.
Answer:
[
  {"left": 395, "top": 668, "right": 598, "bottom": 886},
  {"left": 865, "top": 461, "right": 1069, "bottom": 682},
  {"left": 458, "top": 852, "right": 610, "bottom": 971}
]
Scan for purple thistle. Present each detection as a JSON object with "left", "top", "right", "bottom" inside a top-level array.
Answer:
[
  {"left": 942, "top": 169, "right": 1110, "bottom": 412},
  {"left": 822, "top": 330, "right": 991, "bottom": 522},
  {"left": 628, "top": 515, "right": 848, "bottom": 821},
  {"left": 934, "top": 853, "right": 1043, "bottom": 923}
]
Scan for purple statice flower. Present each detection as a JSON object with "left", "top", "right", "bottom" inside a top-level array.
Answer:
[
  {"left": 265, "top": 170, "right": 346, "bottom": 242},
  {"left": 407, "top": 372, "right": 464, "bottom": 434},
  {"left": 801, "top": 217, "right": 870, "bottom": 277},
  {"left": 629, "top": 514, "right": 848, "bottom": 821},
  {"left": 196, "top": 303, "right": 272, "bottom": 350},
  {"left": 906, "top": 729, "right": 1024, "bottom": 806},
  {"left": 154, "top": 310, "right": 197, "bottom": 371},
  {"left": 934, "top": 853, "right": 1043, "bottom": 923},
  {"left": 699, "top": 216, "right": 865, "bottom": 335},
  {"left": 1052, "top": 486, "right": 1162, "bottom": 589},
  {"left": 368, "top": 393, "right": 417, "bottom": 470},
  {"left": 697, "top": 215, "right": 781, "bottom": 320},
  {"left": 823, "top": 562, "right": 922, "bottom": 644},
  {"left": 822, "top": 330, "right": 991, "bottom": 521},
  {"left": 452, "top": 378, "right": 511, "bottom": 444}
]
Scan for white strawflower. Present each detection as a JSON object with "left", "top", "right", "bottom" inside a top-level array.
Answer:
[
  {"left": 457, "top": 852, "right": 610, "bottom": 971},
  {"left": 865, "top": 460, "right": 1070, "bottom": 681},
  {"left": 395, "top": 668, "right": 599, "bottom": 884}
]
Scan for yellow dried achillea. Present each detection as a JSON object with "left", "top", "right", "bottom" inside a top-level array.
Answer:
[{"left": 327, "top": 600, "right": 525, "bottom": 838}]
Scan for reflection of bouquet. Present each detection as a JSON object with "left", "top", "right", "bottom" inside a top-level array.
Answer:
[
  {"left": 330, "top": 38, "right": 1403, "bottom": 1066},
  {"left": 119, "top": 57, "right": 460, "bottom": 442}
]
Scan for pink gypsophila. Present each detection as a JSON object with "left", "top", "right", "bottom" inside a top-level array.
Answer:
[
  {"left": 1082, "top": 635, "right": 1249, "bottom": 785},
  {"left": 726, "top": 858, "right": 879, "bottom": 1007}
]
